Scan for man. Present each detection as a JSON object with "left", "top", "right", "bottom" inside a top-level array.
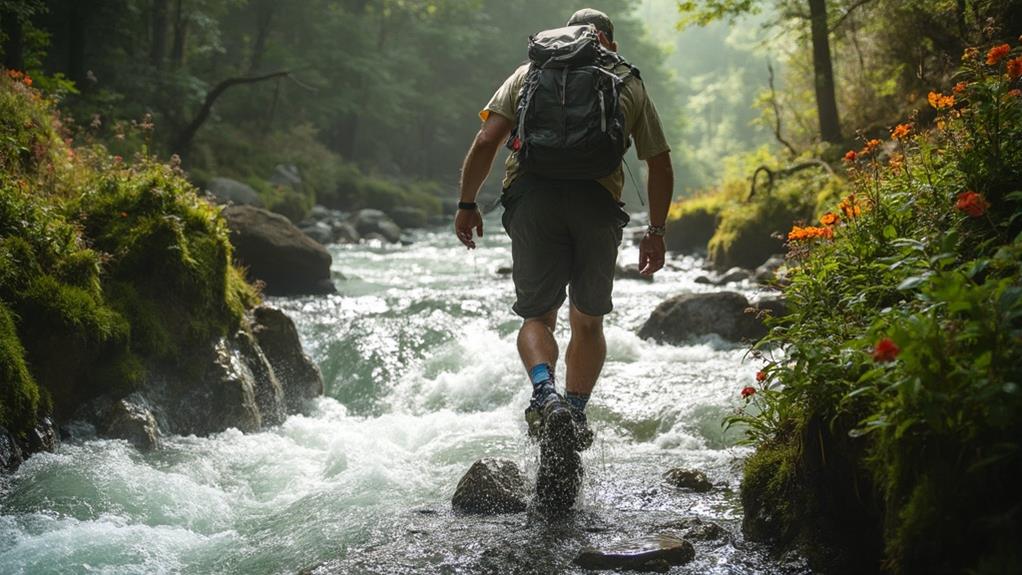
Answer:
[{"left": 454, "top": 8, "right": 674, "bottom": 507}]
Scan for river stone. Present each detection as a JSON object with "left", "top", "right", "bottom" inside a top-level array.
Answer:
[
  {"left": 574, "top": 535, "right": 695, "bottom": 571},
  {"left": 223, "top": 205, "right": 335, "bottom": 296},
  {"left": 389, "top": 206, "right": 428, "bottom": 229},
  {"left": 300, "top": 222, "right": 334, "bottom": 245},
  {"left": 663, "top": 468, "right": 713, "bottom": 492},
  {"left": 271, "top": 164, "right": 302, "bottom": 189},
  {"left": 206, "top": 177, "right": 263, "bottom": 207},
  {"left": 452, "top": 458, "right": 527, "bottom": 514},
  {"left": 638, "top": 292, "right": 779, "bottom": 343},
  {"left": 0, "top": 426, "right": 24, "bottom": 473},
  {"left": 351, "top": 209, "right": 402, "bottom": 243},
  {"left": 656, "top": 517, "right": 730, "bottom": 544},
  {"left": 101, "top": 393, "right": 161, "bottom": 450},
  {"left": 331, "top": 221, "right": 360, "bottom": 244},
  {"left": 755, "top": 254, "right": 787, "bottom": 284},
  {"left": 26, "top": 416, "right": 58, "bottom": 453},
  {"left": 718, "top": 267, "right": 752, "bottom": 284},
  {"left": 616, "top": 263, "right": 654, "bottom": 282},
  {"left": 252, "top": 306, "right": 324, "bottom": 414}
]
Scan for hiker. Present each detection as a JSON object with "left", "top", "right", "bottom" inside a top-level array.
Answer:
[{"left": 454, "top": 8, "right": 674, "bottom": 507}]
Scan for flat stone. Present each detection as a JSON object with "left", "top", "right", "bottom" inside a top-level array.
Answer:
[{"left": 575, "top": 535, "right": 695, "bottom": 571}]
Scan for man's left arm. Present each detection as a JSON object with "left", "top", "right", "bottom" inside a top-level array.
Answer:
[{"left": 639, "top": 151, "right": 673, "bottom": 276}]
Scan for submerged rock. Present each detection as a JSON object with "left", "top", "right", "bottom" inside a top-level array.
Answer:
[
  {"left": 452, "top": 458, "right": 527, "bottom": 514},
  {"left": 574, "top": 535, "right": 695, "bottom": 572},
  {"left": 223, "top": 205, "right": 335, "bottom": 296},
  {"left": 656, "top": 517, "right": 730, "bottom": 544},
  {"left": 663, "top": 468, "right": 713, "bottom": 492},
  {"left": 101, "top": 393, "right": 161, "bottom": 450},
  {"left": 638, "top": 292, "right": 786, "bottom": 343},
  {"left": 351, "top": 209, "right": 402, "bottom": 243}
]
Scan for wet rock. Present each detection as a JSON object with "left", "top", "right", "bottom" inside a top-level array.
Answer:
[
  {"left": 755, "top": 255, "right": 788, "bottom": 284},
  {"left": 26, "top": 416, "right": 58, "bottom": 453},
  {"left": 638, "top": 292, "right": 782, "bottom": 343},
  {"left": 452, "top": 458, "right": 527, "bottom": 514},
  {"left": 101, "top": 393, "right": 161, "bottom": 450},
  {"left": 616, "top": 263, "right": 654, "bottom": 282},
  {"left": 694, "top": 275, "right": 714, "bottom": 285},
  {"left": 496, "top": 266, "right": 512, "bottom": 277},
  {"left": 351, "top": 209, "right": 402, "bottom": 243},
  {"left": 252, "top": 306, "right": 324, "bottom": 413},
  {"left": 300, "top": 222, "right": 334, "bottom": 245},
  {"left": 332, "top": 221, "right": 360, "bottom": 244},
  {"left": 718, "top": 267, "right": 752, "bottom": 284},
  {"left": 206, "top": 177, "right": 262, "bottom": 207},
  {"left": 574, "top": 535, "right": 695, "bottom": 572},
  {"left": 234, "top": 326, "right": 286, "bottom": 427},
  {"left": 663, "top": 468, "right": 713, "bottom": 492},
  {"left": 223, "top": 205, "right": 335, "bottom": 296},
  {"left": 390, "top": 206, "right": 428, "bottom": 229},
  {"left": 656, "top": 517, "right": 730, "bottom": 544},
  {"left": 0, "top": 426, "right": 24, "bottom": 473},
  {"left": 270, "top": 164, "right": 302, "bottom": 189}
]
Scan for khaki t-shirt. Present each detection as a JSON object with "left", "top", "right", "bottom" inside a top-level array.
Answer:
[{"left": 481, "top": 62, "right": 670, "bottom": 200}]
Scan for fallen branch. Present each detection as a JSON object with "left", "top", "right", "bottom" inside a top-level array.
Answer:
[{"left": 748, "top": 160, "right": 835, "bottom": 202}]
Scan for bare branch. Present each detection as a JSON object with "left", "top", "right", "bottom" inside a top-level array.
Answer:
[
  {"left": 829, "top": 0, "right": 876, "bottom": 32},
  {"left": 748, "top": 160, "right": 835, "bottom": 201},
  {"left": 767, "top": 60, "right": 799, "bottom": 160}
]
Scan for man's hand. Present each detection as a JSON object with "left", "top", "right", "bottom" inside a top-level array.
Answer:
[
  {"left": 638, "top": 233, "right": 666, "bottom": 276},
  {"left": 455, "top": 208, "right": 484, "bottom": 249}
]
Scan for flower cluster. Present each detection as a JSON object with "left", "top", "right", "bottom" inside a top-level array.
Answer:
[
  {"left": 928, "top": 91, "right": 956, "bottom": 110},
  {"left": 5, "top": 69, "right": 32, "bottom": 87},
  {"left": 891, "top": 123, "right": 911, "bottom": 140},
  {"left": 843, "top": 150, "right": 857, "bottom": 162},
  {"left": 788, "top": 225, "right": 833, "bottom": 242},
  {"left": 986, "top": 43, "right": 1011, "bottom": 66},
  {"left": 820, "top": 212, "right": 839, "bottom": 226},
  {"left": 838, "top": 194, "right": 863, "bottom": 219},
  {"left": 955, "top": 191, "right": 990, "bottom": 218},
  {"left": 953, "top": 81, "right": 968, "bottom": 94},
  {"left": 1008, "top": 57, "right": 1022, "bottom": 82},
  {"left": 741, "top": 386, "right": 756, "bottom": 399}
]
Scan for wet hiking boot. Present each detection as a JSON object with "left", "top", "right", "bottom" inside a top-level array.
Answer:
[
  {"left": 526, "top": 394, "right": 594, "bottom": 452},
  {"left": 571, "top": 408, "right": 594, "bottom": 452},
  {"left": 535, "top": 395, "right": 584, "bottom": 510}
]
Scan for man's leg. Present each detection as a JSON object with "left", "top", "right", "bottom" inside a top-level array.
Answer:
[
  {"left": 565, "top": 304, "right": 605, "bottom": 398},
  {"left": 517, "top": 307, "right": 559, "bottom": 372}
]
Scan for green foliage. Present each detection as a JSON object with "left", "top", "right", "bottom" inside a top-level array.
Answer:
[
  {"left": 732, "top": 46, "right": 1022, "bottom": 573},
  {"left": 0, "top": 71, "right": 258, "bottom": 432}
]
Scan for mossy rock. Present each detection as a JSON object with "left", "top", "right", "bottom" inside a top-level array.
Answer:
[{"left": 0, "top": 303, "right": 47, "bottom": 437}]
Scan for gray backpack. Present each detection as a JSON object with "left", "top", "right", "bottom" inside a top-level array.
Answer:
[{"left": 507, "top": 24, "right": 640, "bottom": 180}]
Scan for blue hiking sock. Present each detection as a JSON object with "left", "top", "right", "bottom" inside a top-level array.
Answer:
[
  {"left": 529, "top": 363, "right": 556, "bottom": 403},
  {"left": 565, "top": 392, "right": 591, "bottom": 413}
]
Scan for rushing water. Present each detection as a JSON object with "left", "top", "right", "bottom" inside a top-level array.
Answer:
[{"left": 0, "top": 212, "right": 808, "bottom": 574}]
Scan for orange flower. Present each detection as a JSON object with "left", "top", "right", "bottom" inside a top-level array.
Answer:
[
  {"left": 986, "top": 43, "right": 1011, "bottom": 66},
  {"left": 838, "top": 195, "right": 863, "bottom": 219},
  {"left": 1009, "top": 89, "right": 1022, "bottom": 98},
  {"left": 889, "top": 153, "right": 904, "bottom": 171},
  {"left": 755, "top": 371, "right": 767, "bottom": 383},
  {"left": 6, "top": 69, "right": 22, "bottom": 80},
  {"left": 820, "top": 212, "right": 839, "bottom": 226},
  {"left": 955, "top": 191, "right": 990, "bottom": 218},
  {"left": 21, "top": 76, "right": 32, "bottom": 87},
  {"left": 1008, "top": 57, "right": 1022, "bottom": 81},
  {"left": 891, "top": 123, "right": 911, "bottom": 140},
  {"left": 843, "top": 150, "right": 857, "bottom": 162},
  {"left": 962, "top": 47, "right": 980, "bottom": 61},
  {"left": 953, "top": 82, "right": 967, "bottom": 94},
  {"left": 928, "top": 91, "right": 955, "bottom": 110},
  {"left": 860, "top": 139, "right": 882, "bottom": 157},
  {"left": 788, "top": 225, "right": 833, "bottom": 242}
]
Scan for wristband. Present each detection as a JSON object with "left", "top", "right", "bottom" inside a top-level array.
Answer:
[
  {"left": 458, "top": 201, "right": 478, "bottom": 210},
  {"left": 646, "top": 224, "right": 666, "bottom": 237}
]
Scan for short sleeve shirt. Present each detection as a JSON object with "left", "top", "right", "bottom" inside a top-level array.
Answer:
[{"left": 481, "top": 62, "right": 670, "bottom": 200}]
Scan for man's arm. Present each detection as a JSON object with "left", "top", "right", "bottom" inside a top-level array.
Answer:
[
  {"left": 454, "top": 113, "right": 513, "bottom": 249},
  {"left": 639, "top": 150, "right": 674, "bottom": 276}
]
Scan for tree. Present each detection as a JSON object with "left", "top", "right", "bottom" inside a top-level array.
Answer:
[{"left": 677, "top": 0, "right": 861, "bottom": 144}]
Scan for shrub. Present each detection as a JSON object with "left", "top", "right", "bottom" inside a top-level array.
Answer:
[{"left": 730, "top": 42, "right": 1022, "bottom": 573}]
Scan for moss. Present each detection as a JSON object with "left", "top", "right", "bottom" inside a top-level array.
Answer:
[
  {"left": 665, "top": 186, "right": 734, "bottom": 253},
  {"left": 0, "top": 302, "right": 47, "bottom": 437}
]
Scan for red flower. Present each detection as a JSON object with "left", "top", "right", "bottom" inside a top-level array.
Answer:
[
  {"left": 755, "top": 370, "right": 767, "bottom": 382},
  {"left": 843, "top": 150, "right": 857, "bottom": 162},
  {"left": 986, "top": 43, "right": 1011, "bottom": 66},
  {"left": 953, "top": 81, "right": 968, "bottom": 94},
  {"left": 1009, "top": 89, "right": 1022, "bottom": 98},
  {"left": 1007, "top": 57, "right": 1022, "bottom": 81},
  {"left": 741, "top": 386, "right": 756, "bottom": 399},
  {"left": 872, "top": 338, "right": 900, "bottom": 363},
  {"left": 955, "top": 191, "right": 990, "bottom": 218}
]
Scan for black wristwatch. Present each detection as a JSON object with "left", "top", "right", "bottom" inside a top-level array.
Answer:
[
  {"left": 646, "top": 224, "right": 666, "bottom": 237},
  {"left": 458, "top": 201, "right": 478, "bottom": 210}
]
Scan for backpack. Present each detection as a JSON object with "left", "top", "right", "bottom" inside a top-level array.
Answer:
[{"left": 507, "top": 24, "right": 640, "bottom": 180}]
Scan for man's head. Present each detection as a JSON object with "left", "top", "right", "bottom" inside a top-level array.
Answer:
[{"left": 567, "top": 8, "right": 617, "bottom": 52}]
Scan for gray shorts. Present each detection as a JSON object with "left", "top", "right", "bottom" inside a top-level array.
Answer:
[{"left": 500, "top": 174, "right": 630, "bottom": 318}]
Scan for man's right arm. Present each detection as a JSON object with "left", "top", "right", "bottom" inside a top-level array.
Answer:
[{"left": 454, "top": 113, "right": 513, "bottom": 249}]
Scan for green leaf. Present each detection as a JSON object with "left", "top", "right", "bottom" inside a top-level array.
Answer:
[{"left": 898, "top": 275, "right": 928, "bottom": 291}]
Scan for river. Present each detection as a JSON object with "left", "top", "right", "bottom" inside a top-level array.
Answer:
[{"left": 0, "top": 213, "right": 808, "bottom": 574}]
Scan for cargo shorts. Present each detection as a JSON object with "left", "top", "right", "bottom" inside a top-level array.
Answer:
[{"left": 500, "top": 173, "right": 630, "bottom": 318}]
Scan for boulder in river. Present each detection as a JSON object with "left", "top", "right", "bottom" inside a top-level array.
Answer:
[
  {"left": 755, "top": 254, "right": 788, "bottom": 285},
  {"left": 252, "top": 306, "right": 324, "bottom": 413},
  {"left": 101, "top": 393, "right": 161, "bottom": 450},
  {"left": 300, "top": 222, "right": 335, "bottom": 245},
  {"left": 389, "top": 206, "right": 428, "bottom": 229},
  {"left": 452, "top": 458, "right": 527, "bottom": 514},
  {"left": 351, "top": 209, "right": 402, "bottom": 243},
  {"left": 223, "top": 205, "right": 335, "bottom": 296},
  {"left": 663, "top": 468, "right": 713, "bottom": 492},
  {"left": 638, "top": 292, "right": 786, "bottom": 344},
  {"left": 0, "top": 426, "right": 24, "bottom": 473},
  {"left": 206, "top": 177, "right": 263, "bottom": 207},
  {"left": 656, "top": 517, "right": 730, "bottom": 544},
  {"left": 574, "top": 535, "right": 695, "bottom": 572},
  {"left": 332, "top": 221, "right": 360, "bottom": 244}
]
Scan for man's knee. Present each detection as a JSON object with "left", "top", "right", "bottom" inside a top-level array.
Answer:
[
  {"left": 569, "top": 305, "right": 603, "bottom": 335},
  {"left": 523, "top": 307, "right": 559, "bottom": 332}
]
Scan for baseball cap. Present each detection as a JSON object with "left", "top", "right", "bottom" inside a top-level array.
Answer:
[{"left": 567, "top": 8, "right": 614, "bottom": 41}]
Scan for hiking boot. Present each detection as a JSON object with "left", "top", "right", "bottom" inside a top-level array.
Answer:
[
  {"left": 535, "top": 395, "right": 584, "bottom": 510},
  {"left": 524, "top": 390, "right": 560, "bottom": 440},
  {"left": 571, "top": 408, "right": 594, "bottom": 452}
]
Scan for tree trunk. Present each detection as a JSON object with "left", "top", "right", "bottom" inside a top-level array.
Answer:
[
  {"left": 67, "top": 0, "right": 87, "bottom": 85},
  {"left": 170, "top": 0, "right": 188, "bottom": 69},
  {"left": 808, "top": 0, "right": 841, "bottom": 143},
  {"left": 1, "top": 11, "right": 25, "bottom": 70},
  {"left": 247, "top": 0, "right": 276, "bottom": 73},
  {"left": 151, "top": 0, "right": 169, "bottom": 69}
]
